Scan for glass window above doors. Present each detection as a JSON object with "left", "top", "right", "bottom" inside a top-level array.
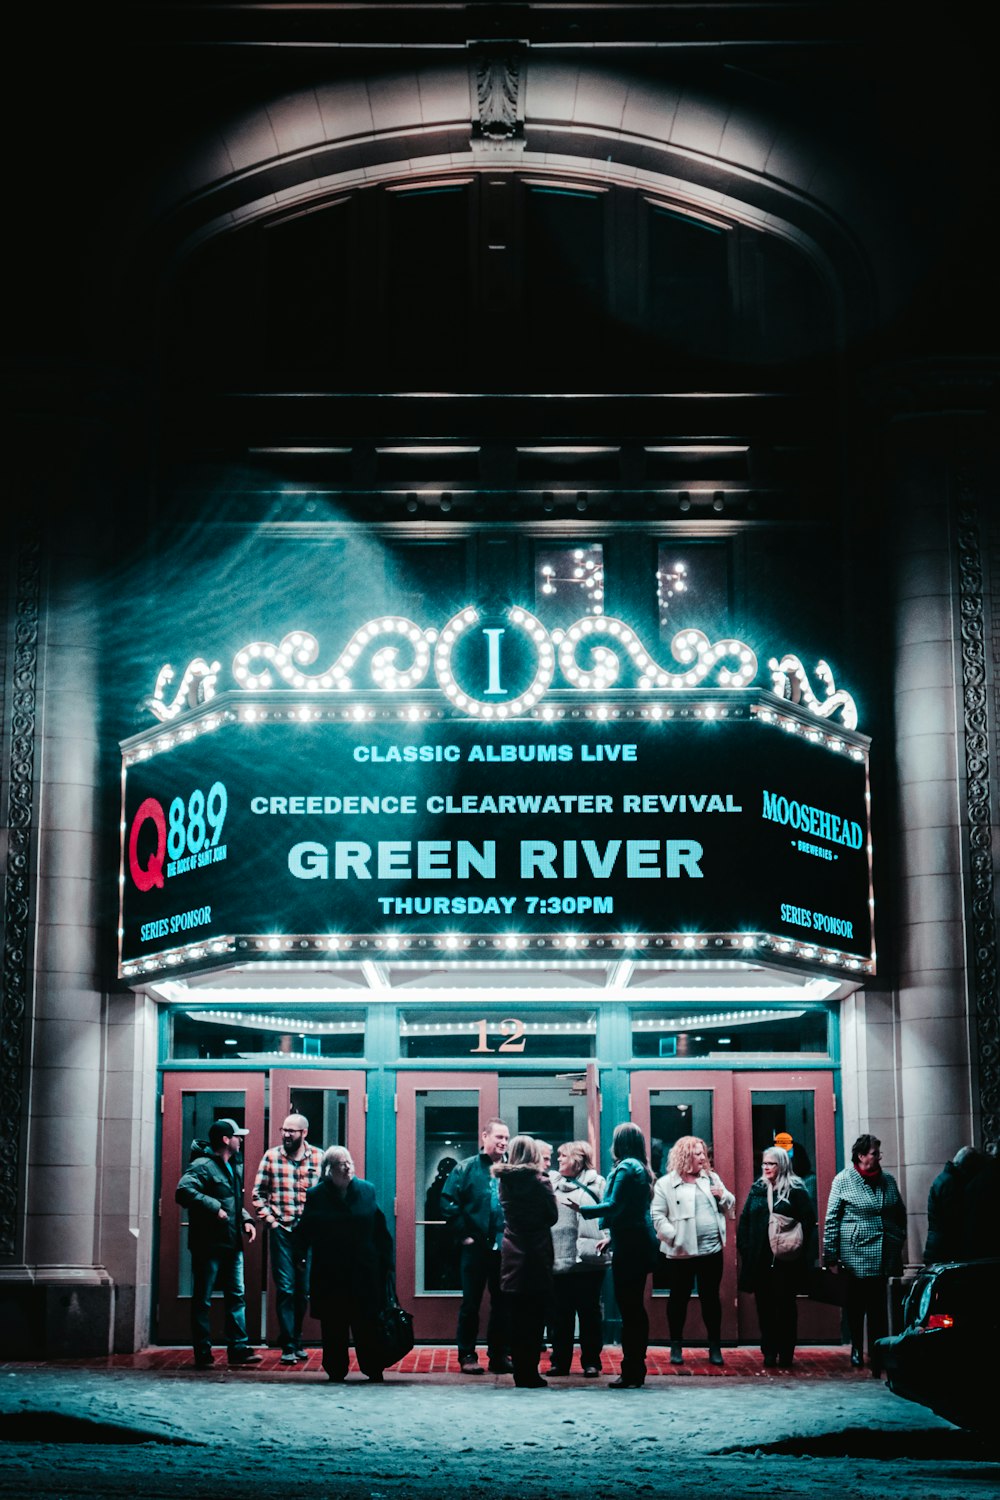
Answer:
[
  {"left": 630, "top": 1003, "right": 831, "bottom": 1061},
  {"left": 169, "top": 1006, "right": 366, "bottom": 1061},
  {"left": 398, "top": 1008, "right": 597, "bottom": 1060}
]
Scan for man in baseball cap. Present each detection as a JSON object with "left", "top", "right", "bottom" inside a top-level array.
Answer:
[{"left": 176, "top": 1117, "right": 261, "bottom": 1368}]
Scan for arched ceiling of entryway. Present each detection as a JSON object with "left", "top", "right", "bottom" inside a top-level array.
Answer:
[{"left": 140, "top": 56, "right": 893, "bottom": 338}]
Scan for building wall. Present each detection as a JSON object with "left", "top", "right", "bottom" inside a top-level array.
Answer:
[{"left": 2, "top": 25, "right": 997, "bottom": 1354}]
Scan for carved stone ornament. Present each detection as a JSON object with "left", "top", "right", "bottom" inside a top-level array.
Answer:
[
  {"left": 1, "top": 533, "right": 39, "bottom": 1257},
  {"left": 956, "top": 485, "right": 999, "bottom": 1146},
  {"left": 473, "top": 50, "right": 524, "bottom": 150}
]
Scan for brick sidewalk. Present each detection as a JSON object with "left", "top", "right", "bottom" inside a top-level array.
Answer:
[{"left": 2, "top": 1346, "right": 870, "bottom": 1380}]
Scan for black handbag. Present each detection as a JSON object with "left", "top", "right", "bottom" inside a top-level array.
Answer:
[
  {"left": 375, "top": 1271, "right": 415, "bottom": 1369},
  {"left": 805, "top": 1264, "right": 849, "bottom": 1307}
]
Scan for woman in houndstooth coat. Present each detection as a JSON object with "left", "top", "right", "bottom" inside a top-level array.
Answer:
[{"left": 823, "top": 1133, "right": 907, "bottom": 1375}]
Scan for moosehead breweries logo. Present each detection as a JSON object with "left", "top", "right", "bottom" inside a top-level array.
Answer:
[{"left": 141, "top": 605, "right": 859, "bottom": 730}]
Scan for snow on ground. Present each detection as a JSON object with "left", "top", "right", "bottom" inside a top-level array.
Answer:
[{"left": 0, "top": 1368, "right": 997, "bottom": 1500}]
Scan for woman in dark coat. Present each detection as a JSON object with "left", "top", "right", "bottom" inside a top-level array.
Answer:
[
  {"left": 493, "top": 1134, "right": 558, "bottom": 1387},
  {"left": 736, "top": 1145, "right": 816, "bottom": 1368},
  {"left": 298, "top": 1145, "right": 394, "bottom": 1382},
  {"left": 577, "top": 1122, "right": 658, "bottom": 1388}
]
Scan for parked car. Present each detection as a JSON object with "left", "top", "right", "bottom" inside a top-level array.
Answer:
[{"left": 876, "top": 1257, "right": 1000, "bottom": 1432}]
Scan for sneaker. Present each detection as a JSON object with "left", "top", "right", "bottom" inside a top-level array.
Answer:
[
  {"left": 460, "top": 1357, "right": 484, "bottom": 1374},
  {"left": 193, "top": 1351, "right": 214, "bottom": 1369},
  {"left": 280, "top": 1350, "right": 300, "bottom": 1365},
  {"left": 294, "top": 1347, "right": 308, "bottom": 1361},
  {"left": 228, "top": 1348, "right": 263, "bottom": 1367},
  {"left": 488, "top": 1357, "right": 514, "bottom": 1375}
]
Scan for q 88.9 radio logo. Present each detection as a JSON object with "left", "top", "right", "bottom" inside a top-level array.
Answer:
[{"left": 128, "top": 782, "right": 229, "bottom": 891}]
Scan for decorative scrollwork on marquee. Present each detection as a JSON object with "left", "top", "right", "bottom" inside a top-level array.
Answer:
[
  {"left": 145, "top": 657, "right": 221, "bottom": 721},
  {"left": 767, "top": 654, "right": 859, "bottom": 731},
  {"left": 145, "top": 609, "right": 862, "bottom": 731}
]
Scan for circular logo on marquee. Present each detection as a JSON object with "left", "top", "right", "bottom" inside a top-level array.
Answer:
[
  {"left": 449, "top": 612, "right": 542, "bottom": 704},
  {"left": 128, "top": 797, "right": 167, "bottom": 891}
]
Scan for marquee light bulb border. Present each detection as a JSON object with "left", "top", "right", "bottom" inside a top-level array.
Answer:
[
  {"left": 142, "top": 608, "right": 859, "bottom": 731},
  {"left": 118, "top": 927, "right": 875, "bottom": 983}
]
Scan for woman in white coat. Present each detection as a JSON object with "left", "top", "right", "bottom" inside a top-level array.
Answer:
[{"left": 652, "top": 1135, "right": 735, "bottom": 1365}]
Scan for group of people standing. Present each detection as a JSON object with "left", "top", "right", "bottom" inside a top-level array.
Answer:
[
  {"left": 175, "top": 1113, "right": 392, "bottom": 1381},
  {"left": 174, "top": 1109, "right": 929, "bottom": 1385},
  {"left": 441, "top": 1119, "right": 914, "bottom": 1386}
]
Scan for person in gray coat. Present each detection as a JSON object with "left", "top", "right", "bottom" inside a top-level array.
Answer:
[
  {"left": 548, "top": 1140, "right": 608, "bottom": 1377},
  {"left": 823, "top": 1133, "right": 906, "bottom": 1374}
]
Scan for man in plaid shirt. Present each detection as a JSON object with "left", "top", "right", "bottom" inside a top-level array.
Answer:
[{"left": 252, "top": 1113, "right": 324, "bottom": 1362}]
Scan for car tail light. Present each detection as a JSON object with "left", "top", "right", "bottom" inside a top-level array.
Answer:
[{"left": 925, "top": 1313, "right": 954, "bottom": 1330}]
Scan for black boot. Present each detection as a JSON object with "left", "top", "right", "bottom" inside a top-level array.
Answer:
[{"left": 669, "top": 1342, "right": 684, "bottom": 1364}]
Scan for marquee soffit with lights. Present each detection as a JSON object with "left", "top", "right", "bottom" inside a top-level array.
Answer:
[{"left": 119, "top": 607, "right": 873, "bottom": 987}]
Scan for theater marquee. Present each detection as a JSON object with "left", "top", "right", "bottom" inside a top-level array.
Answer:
[{"left": 120, "top": 708, "right": 873, "bottom": 981}]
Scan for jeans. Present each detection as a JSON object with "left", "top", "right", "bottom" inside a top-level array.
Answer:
[
  {"left": 190, "top": 1247, "right": 250, "bottom": 1355},
  {"left": 508, "top": 1293, "right": 548, "bottom": 1386},
  {"left": 845, "top": 1272, "right": 889, "bottom": 1365},
  {"left": 611, "top": 1260, "right": 650, "bottom": 1382},
  {"left": 550, "top": 1270, "right": 605, "bottom": 1371},
  {"left": 314, "top": 1295, "right": 382, "bottom": 1381},
  {"left": 667, "top": 1250, "right": 724, "bottom": 1343},
  {"left": 754, "top": 1266, "right": 799, "bottom": 1360},
  {"left": 456, "top": 1244, "right": 508, "bottom": 1362},
  {"left": 269, "top": 1224, "right": 309, "bottom": 1351}
]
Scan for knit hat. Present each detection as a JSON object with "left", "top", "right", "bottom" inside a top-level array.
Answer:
[{"left": 774, "top": 1132, "right": 794, "bottom": 1153}]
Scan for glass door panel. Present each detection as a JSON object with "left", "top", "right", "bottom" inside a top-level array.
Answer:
[
  {"left": 396, "top": 1073, "right": 499, "bottom": 1340},
  {"left": 498, "top": 1075, "right": 592, "bottom": 1160},
  {"left": 157, "top": 1072, "right": 266, "bottom": 1345}
]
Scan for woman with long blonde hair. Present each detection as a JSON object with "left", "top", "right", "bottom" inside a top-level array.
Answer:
[{"left": 652, "top": 1135, "right": 735, "bottom": 1365}]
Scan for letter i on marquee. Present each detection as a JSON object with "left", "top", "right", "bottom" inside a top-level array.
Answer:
[{"left": 483, "top": 628, "right": 505, "bottom": 696}]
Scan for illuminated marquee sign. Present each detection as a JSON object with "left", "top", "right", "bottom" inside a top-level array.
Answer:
[
  {"left": 120, "top": 609, "right": 871, "bottom": 978},
  {"left": 119, "top": 716, "right": 874, "bottom": 980},
  {"left": 142, "top": 607, "right": 859, "bottom": 730}
]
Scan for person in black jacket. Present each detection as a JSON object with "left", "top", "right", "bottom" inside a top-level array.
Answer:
[
  {"left": 576, "top": 1122, "right": 659, "bottom": 1389},
  {"left": 440, "top": 1117, "right": 512, "bottom": 1374},
  {"left": 174, "top": 1117, "right": 261, "bottom": 1369},
  {"left": 924, "top": 1145, "right": 987, "bottom": 1263},
  {"left": 737, "top": 1146, "right": 816, "bottom": 1368},
  {"left": 493, "top": 1135, "right": 558, "bottom": 1387},
  {"left": 298, "top": 1145, "right": 394, "bottom": 1382}
]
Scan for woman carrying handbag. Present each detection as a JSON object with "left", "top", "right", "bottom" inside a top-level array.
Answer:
[{"left": 736, "top": 1145, "right": 815, "bottom": 1368}]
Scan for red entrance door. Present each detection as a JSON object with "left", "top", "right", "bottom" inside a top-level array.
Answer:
[
  {"left": 629, "top": 1069, "right": 839, "bottom": 1344},
  {"left": 262, "top": 1069, "right": 366, "bottom": 1347},
  {"left": 730, "top": 1070, "right": 840, "bottom": 1344},
  {"left": 157, "top": 1072, "right": 266, "bottom": 1345},
  {"left": 396, "top": 1072, "right": 499, "bottom": 1341}
]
